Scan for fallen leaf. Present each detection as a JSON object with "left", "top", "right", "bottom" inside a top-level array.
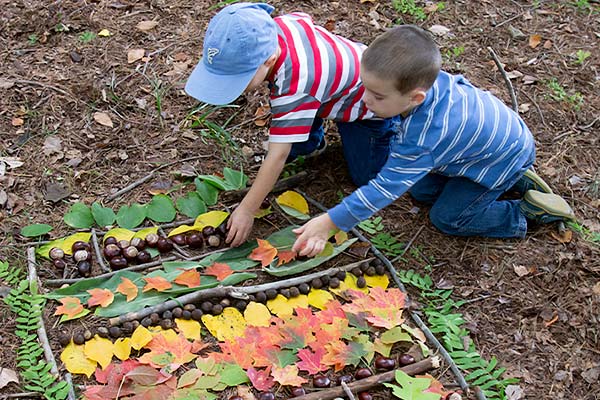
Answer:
[
  {"left": 174, "top": 268, "right": 201, "bottom": 288},
  {"left": 61, "top": 342, "right": 97, "bottom": 377},
  {"left": 550, "top": 229, "right": 572, "bottom": 243},
  {"left": 277, "top": 250, "right": 296, "bottom": 266},
  {"left": 244, "top": 302, "right": 272, "bottom": 327},
  {"left": 254, "top": 105, "right": 271, "bottom": 127},
  {"left": 55, "top": 297, "right": 84, "bottom": 318},
  {"left": 204, "top": 262, "right": 233, "bottom": 281},
  {"left": 87, "top": 288, "right": 114, "bottom": 308},
  {"left": 43, "top": 135, "right": 63, "bottom": 156},
  {"left": 428, "top": 25, "right": 450, "bottom": 36},
  {"left": 44, "top": 181, "right": 71, "bottom": 203},
  {"left": 142, "top": 276, "right": 172, "bottom": 292},
  {"left": 175, "top": 318, "right": 202, "bottom": 340},
  {"left": 98, "top": 29, "right": 111, "bottom": 37},
  {"left": 276, "top": 191, "right": 309, "bottom": 215},
  {"left": 116, "top": 277, "right": 138, "bottom": 302},
  {"left": 11, "top": 117, "right": 24, "bottom": 126},
  {"left": 137, "top": 20, "right": 159, "bottom": 31},
  {"left": 84, "top": 335, "right": 114, "bottom": 369},
  {"left": 529, "top": 34, "right": 542, "bottom": 49},
  {"left": 0, "top": 368, "right": 18, "bottom": 389},
  {"left": 201, "top": 307, "right": 247, "bottom": 341},
  {"left": 127, "top": 48, "right": 145, "bottom": 63},
  {"left": 131, "top": 326, "right": 154, "bottom": 350},
  {"left": 249, "top": 239, "right": 278, "bottom": 267},
  {"left": 93, "top": 112, "right": 114, "bottom": 128},
  {"left": 271, "top": 365, "right": 308, "bottom": 387},
  {"left": 113, "top": 338, "right": 132, "bottom": 361},
  {"left": 543, "top": 40, "right": 552, "bottom": 49}
]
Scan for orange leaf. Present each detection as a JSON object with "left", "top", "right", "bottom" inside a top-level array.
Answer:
[
  {"left": 142, "top": 276, "right": 172, "bottom": 292},
  {"left": 138, "top": 333, "right": 196, "bottom": 370},
  {"left": 87, "top": 288, "right": 114, "bottom": 308},
  {"left": 529, "top": 34, "right": 542, "bottom": 49},
  {"left": 204, "top": 262, "right": 233, "bottom": 281},
  {"left": 277, "top": 250, "right": 297, "bottom": 266},
  {"left": 174, "top": 268, "right": 201, "bottom": 288},
  {"left": 249, "top": 239, "right": 278, "bottom": 267},
  {"left": 254, "top": 105, "right": 271, "bottom": 127},
  {"left": 116, "top": 277, "right": 138, "bottom": 302},
  {"left": 55, "top": 297, "right": 84, "bottom": 318}
]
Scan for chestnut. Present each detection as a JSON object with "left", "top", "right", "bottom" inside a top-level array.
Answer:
[
  {"left": 254, "top": 291, "right": 267, "bottom": 303},
  {"left": 356, "top": 276, "right": 367, "bottom": 288},
  {"left": 156, "top": 237, "right": 174, "bottom": 253},
  {"left": 265, "top": 289, "right": 278, "bottom": 300},
  {"left": 374, "top": 356, "right": 396, "bottom": 370},
  {"left": 399, "top": 354, "right": 416, "bottom": 366},
  {"left": 72, "top": 241, "right": 90, "bottom": 252},
  {"left": 49, "top": 247, "right": 65, "bottom": 260},
  {"left": 103, "top": 243, "right": 121, "bottom": 259},
  {"left": 123, "top": 246, "right": 139, "bottom": 261},
  {"left": 145, "top": 233, "right": 159, "bottom": 247},
  {"left": 117, "top": 239, "right": 130, "bottom": 250},
  {"left": 290, "top": 387, "right": 306, "bottom": 397},
  {"left": 200, "top": 301, "right": 213, "bottom": 313},
  {"left": 83, "top": 329, "right": 93, "bottom": 341},
  {"left": 77, "top": 261, "right": 91, "bottom": 277},
  {"left": 141, "top": 317, "right": 152, "bottom": 327},
  {"left": 73, "top": 249, "right": 90, "bottom": 262},
  {"left": 365, "top": 266, "right": 376, "bottom": 276},
  {"left": 171, "top": 234, "right": 187, "bottom": 246},
  {"left": 351, "top": 267, "right": 363, "bottom": 277},
  {"left": 219, "top": 298, "right": 231, "bottom": 308},
  {"left": 211, "top": 304, "right": 223, "bottom": 315},
  {"left": 207, "top": 235, "right": 221, "bottom": 247},
  {"left": 279, "top": 288, "right": 290, "bottom": 298},
  {"left": 73, "top": 333, "right": 85, "bottom": 345},
  {"left": 182, "top": 310, "right": 192, "bottom": 320},
  {"left": 336, "top": 374, "right": 353, "bottom": 385},
  {"left": 53, "top": 258, "right": 67, "bottom": 270},
  {"left": 185, "top": 232, "right": 203, "bottom": 249},
  {"left": 234, "top": 300, "right": 247, "bottom": 311},
  {"left": 136, "top": 250, "right": 151, "bottom": 264},
  {"left": 130, "top": 237, "right": 146, "bottom": 250},
  {"left": 229, "top": 397, "right": 244, "bottom": 400},
  {"left": 104, "top": 236, "right": 118, "bottom": 245},
  {"left": 150, "top": 313, "right": 160, "bottom": 324},
  {"left": 172, "top": 307, "right": 183, "bottom": 318},
  {"left": 358, "top": 392, "right": 373, "bottom": 400},
  {"left": 121, "top": 321, "right": 134, "bottom": 334},
  {"left": 183, "top": 303, "right": 196, "bottom": 311},
  {"left": 311, "top": 277, "right": 323, "bottom": 289},
  {"left": 336, "top": 270, "right": 347, "bottom": 280},
  {"left": 312, "top": 375, "right": 331, "bottom": 388},
  {"left": 162, "top": 310, "right": 172, "bottom": 320},
  {"left": 109, "top": 256, "right": 128, "bottom": 270},
  {"left": 109, "top": 326, "right": 121, "bottom": 338},
  {"left": 329, "top": 277, "right": 340, "bottom": 288},
  {"left": 260, "top": 199, "right": 270, "bottom": 209},
  {"left": 201, "top": 226, "right": 215, "bottom": 238},
  {"left": 258, "top": 392, "right": 275, "bottom": 400},
  {"left": 375, "top": 265, "right": 386, "bottom": 275},
  {"left": 288, "top": 286, "right": 300, "bottom": 297},
  {"left": 160, "top": 319, "right": 173, "bottom": 329},
  {"left": 354, "top": 368, "right": 372, "bottom": 380},
  {"left": 298, "top": 283, "right": 310, "bottom": 295},
  {"left": 191, "top": 309, "right": 203, "bottom": 320},
  {"left": 216, "top": 222, "right": 228, "bottom": 237},
  {"left": 58, "top": 332, "right": 71, "bottom": 346},
  {"left": 97, "top": 327, "right": 109, "bottom": 338}
]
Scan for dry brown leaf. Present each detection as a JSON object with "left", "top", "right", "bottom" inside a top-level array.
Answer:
[
  {"left": 136, "top": 20, "right": 159, "bottom": 32},
  {"left": 513, "top": 264, "right": 531, "bottom": 277},
  {"left": 93, "top": 112, "right": 114, "bottom": 128},
  {"left": 127, "top": 48, "right": 145, "bottom": 63},
  {"left": 543, "top": 40, "right": 552, "bottom": 49},
  {"left": 529, "top": 34, "right": 542, "bottom": 49},
  {"left": 11, "top": 117, "right": 24, "bottom": 126},
  {"left": 324, "top": 19, "right": 336, "bottom": 32},
  {"left": 550, "top": 229, "right": 572, "bottom": 243},
  {"left": 254, "top": 105, "right": 271, "bottom": 127}
]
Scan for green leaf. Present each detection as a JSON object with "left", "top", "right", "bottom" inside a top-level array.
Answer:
[
  {"left": 91, "top": 202, "right": 116, "bottom": 227},
  {"left": 384, "top": 370, "right": 441, "bottom": 400},
  {"left": 176, "top": 192, "right": 207, "bottom": 218},
  {"left": 194, "top": 178, "right": 219, "bottom": 205},
  {"left": 146, "top": 194, "right": 176, "bottom": 223},
  {"left": 63, "top": 203, "right": 94, "bottom": 229},
  {"left": 116, "top": 203, "right": 147, "bottom": 229},
  {"left": 223, "top": 167, "right": 248, "bottom": 190},
  {"left": 278, "top": 204, "right": 310, "bottom": 220},
  {"left": 196, "top": 175, "right": 230, "bottom": 191},
  {"left": 20, "top": 224, "right": 53, "bottom": 237},
  {"left": 217, "top": 363, "right": 249, "bottom": 386}
]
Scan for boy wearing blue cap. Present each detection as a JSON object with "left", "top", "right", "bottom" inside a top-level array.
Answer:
[
  {"left": 291, "top": 25, "right": 575, "bottom": 257},
  {"left": 186, "top": 3, "right": 396, "bottom": 246}
]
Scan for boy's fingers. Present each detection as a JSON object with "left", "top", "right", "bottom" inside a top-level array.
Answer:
[{"left": 292, "top": 226, "right": 304, "bottom": 235}]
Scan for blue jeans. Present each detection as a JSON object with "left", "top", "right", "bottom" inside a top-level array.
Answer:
[
  {"left": 289, "top": 117, "right": 396, "bottom": 186},
  {"left": 409, "top": 169, "right": 531, "bottom": 238}
]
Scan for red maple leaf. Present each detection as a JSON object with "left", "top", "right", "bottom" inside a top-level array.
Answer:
[
  {"left": 87, "top": 288, "right": 114, "bottom": 308},
  {"left": 343, "top": 287, "right": 406, "bottom": 329},
  {"left": 54, "top": 297, "right": 84, "bottom": 318},
  {"left": 276, "top": 250, "right": 296, "bottom": 266},
  {"left": 218, "top": 337, "right": 255, "bottom": 369},
  {"left": 204, "top": 262, "right": 233, "bottom": 281},
  {"left": 116, "top": 277, "right": 138, "bottom": 302},
  {"left": 271, "top": 365, "right": 308, "bottom": 387},
  {"left": 142, "top": 276, "right": 172, "bottom": 292},
  {"left": 173, "top": 268, "right": 201, "bottom": 288},
  {"left": 247, "top": 367, "right": 274, "bottom": 391},
  {"left": 296, "top": 347, "right": 328, "bottom": 374},
  {"left": 249, "top": 239, "right": 278, "bottom": 267},
  {"left": 138, "top": 333, "right": 196, "bottom": 370},
  {"left": 420, "top": 374, "right": 454, "bottom": 397}
]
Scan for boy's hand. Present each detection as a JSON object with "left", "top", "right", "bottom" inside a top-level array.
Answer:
[
  {"left": 226, "top": 207, "right": 255, "bottom": 247},
  {"left": 292, "top": 213, "right": 338, "bottom": 257}
]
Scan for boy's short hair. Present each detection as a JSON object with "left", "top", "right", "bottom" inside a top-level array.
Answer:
[{"left": 362, "top": 25, "right": 441, "bottom": 94}]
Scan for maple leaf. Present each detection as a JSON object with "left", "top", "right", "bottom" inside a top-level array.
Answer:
[
  {"left": 87, "top": 288, "right": 114, "bottom": 308},
  {"left": 383, "top": 370, "right": 442, "bottom": 400},
  {"left": 249, "top": 239, "right": 278, "bottom": 267},
  {"left": 271, "top": 365, "right": 308, "bottom": 387},
  {"left": 218, "top": 339, "right": 255, "bottom": 370},
  {"left": 276, "top": 250, "right": 296, "bottom": 266},
  {"left": 55, "top": 297, "right": 84, "bottom": 318},
  {"left": 296, "top": 347, "right": 328, "bottom": 374},
  {"left": 247, "top": 367, "right": 275, "bottom": 391},
  {"left": 116, "top": 277, "right": 138, "bottom": 302},
  {"left": 323, "top": 340, "right": 367, "bottom": 371},
  {"left": 142, "top": 276, "right": 172, "bottom": 292},
  {"left": 204, "top": 262, "right": 233, "bottom": 281},
  {"left": 173, "top": 268, "right": 201, "bottom": 288},
  {"left": 138, "top": 333, "right": 197, "bottom": 371},
  {"left": 420, "top": 374, "right": 453, "bottom": 398}
]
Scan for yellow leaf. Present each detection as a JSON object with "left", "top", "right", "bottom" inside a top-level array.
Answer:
[
  {"left": 244, "top": 302, "right": 272, "bottom": 327},
  {"left": 365, "top": 273, "right": 389, "bottom": 289},
  {"left": 149, "top": 326, "right": 179, "bottom": 342},
  {"left": 288, "top": 294, "right": 309, "bottom": 310},
  {"left": 276, "top": 191, "right": 309, "bottom": 214},
  {"left": 201, "top": 307, "right": 246, "bottom": 341},
  {"left": 307, "top": 289, "right": 334, "bottom": 310},
  {"left": 330, "top": 273, "right": 368, "bottom": 299},
  {"left": 60, "top": 342, "right": 97, "bottom": 377},
  {"left": 175, "top": 319, "right": 202, "bottom": 340},
  {"left": 334, "top": 231, "right": 349, "bottom": 245},
  {"left": 130, "top": 325, "right": 153, "bottom": 350},
  {"left": 103, "top": 228, "right": 135, "bottom": 243},
  {"left": 98, "top": 29, "right": 111, "bottom": 37},
  {"left": 84, "top": 336, "right": 113, "bottom": 369},
  {"left": 61, "top": 232, "right": 92, "bottom": 255},
  {"left": 373, "top": 337, "right": 393, "bottom": 357},
  {"left": 193, "top": 211, "right": 229, "bottom": 230},
  {"left": 113, "top": 338, "right": 131, "bottom": 361},
  {"left": 133, "top": 227, "right": 158, "bottom": 240},
  {"left": 168, "top": 224, "right": 198, "bottom": 237},
  {"left": 266, "top": 294, "right": 294, "bottom": 317}
]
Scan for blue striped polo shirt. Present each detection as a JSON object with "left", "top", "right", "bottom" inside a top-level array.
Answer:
[{"left": 328, "top": 71, "right": 535, "bottom": 231}]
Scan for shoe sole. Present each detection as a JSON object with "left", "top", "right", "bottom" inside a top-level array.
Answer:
[
  {"left": 523, "top": 190, "right": 575, "bottom": 220},
  {"left": 523, "top": 169, "right": 553, "bottom": 194}
]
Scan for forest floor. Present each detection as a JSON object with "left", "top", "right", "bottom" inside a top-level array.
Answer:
[{"left": 1, "top": 0, "right": 599, "bottom": 399}]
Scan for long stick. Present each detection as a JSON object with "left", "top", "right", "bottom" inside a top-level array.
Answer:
[
  {"left": 486, "top": 47, "right": 518, "bottom": 113},
  {"left": 293, "top": 357, "right": 439, "bottom": 400},
  {"left": 91, "top": 228, "right": 110, "bottom": 273},
  {"left": 109, "top": 258, "right": 372, "bottom": 326}
]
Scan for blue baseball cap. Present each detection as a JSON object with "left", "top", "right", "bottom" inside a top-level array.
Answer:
[{"left": 185, "top": 3, "right": 278, "bottom": 105}]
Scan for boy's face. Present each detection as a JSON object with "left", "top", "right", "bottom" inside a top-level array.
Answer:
[{"left": 360, "top": 67, "right": 424, "bottom": 118}]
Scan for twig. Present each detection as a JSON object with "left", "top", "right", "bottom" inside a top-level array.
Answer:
[
  {"left": 158, "top": 227, "right": 192, "bottom": 259},
  {"left": 13, "top": 79, "right": 75, "bottom": 100},
  {"left": 91, "top": 229, "right": 110, "bottom": 273},
  {"left": 109, "top": 257, "right": 372, "bottom": 326},
  {"left": 0, "top": 392, "right": 41, "bottom": 398},
  {"left": 494, "top": 11, "right": 524, "bottom": 28},
  {"left": 293, "top": 357, "right": 440, "bottom": 400},
  {"left": 520, "top": 91, "right": 547, "bottom": 128},
  {"left": 487, "top": 47, "right": 518, "bottom": 113},
  {"left": 105, "top": 155, "right": 212, "bottom": 202},
  {"left": 391, "top": 225, "right": 425, "bottom": 264},
  {"left": 340, "top": 380, "right": 356, "bottom": 400}
]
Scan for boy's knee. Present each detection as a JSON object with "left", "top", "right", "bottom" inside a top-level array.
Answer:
[
  {"left": 429, "top": 205, "right": 459, "bottom": 234},
  {"left": 348, "top": 169, "right": 373, "bottom": 187}
]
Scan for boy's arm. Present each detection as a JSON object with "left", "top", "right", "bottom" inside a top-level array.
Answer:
[{"left": 226, "top": 142, "right": 292, "bottom": 247}]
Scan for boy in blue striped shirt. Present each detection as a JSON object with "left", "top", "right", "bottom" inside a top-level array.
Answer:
[{"left": 293, "top": 25, "right": 574, "bottom": 256}]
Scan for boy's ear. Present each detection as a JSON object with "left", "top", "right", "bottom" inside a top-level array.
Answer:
[{"left": 411, "top": 89, "right": 427, "bottom": 106}]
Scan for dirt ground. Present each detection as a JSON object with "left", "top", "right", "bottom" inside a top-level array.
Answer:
[{"left": 1, "top": 0, "right": 599, "bottom": 399}]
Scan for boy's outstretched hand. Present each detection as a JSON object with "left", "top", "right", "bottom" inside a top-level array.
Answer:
[
  {"left": 292, "top": 213, "right": 338, "bottom": 257},
  {"left": 226, "top": 206, "right": 255, "bottom": 247}
]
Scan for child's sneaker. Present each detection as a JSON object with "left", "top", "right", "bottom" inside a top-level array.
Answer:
[
  {"left": 303, "top": 137, "right": 327, "bottom": 159},
  {"left": 520, "top": 190, "right": 575, "bottom": 224},
  {"left": 512, "top": 169, "right": 553, "bottom": 194}
]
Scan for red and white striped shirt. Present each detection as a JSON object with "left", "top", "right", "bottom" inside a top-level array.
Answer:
[{"left": 268, "top": 13, "right": 374, "bottom": 143}]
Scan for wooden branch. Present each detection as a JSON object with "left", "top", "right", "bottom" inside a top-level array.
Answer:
[
  {"left": 91, "top": 229, "right": 110, "bottom": 273},
  {"left": 109, "top": 257, "right": 372, "bottom": 326},
  {"left": 293, "top": 357, "right": 440, "bottom": 400},
  {"left": 486, "top": 47, "right": 518, "bottom": 113},
  {"left": 390, "top": 225, "right": 425, "bottom": 264}
]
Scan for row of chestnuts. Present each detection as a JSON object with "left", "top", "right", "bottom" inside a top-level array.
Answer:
[
  {"left": 49, "top": 240, "right": 92, "bottom": 277},
  {"left": 169, "top": 223, "right": 228, "bottom": 250},
  {"left": 103, "top": 236, "right": 152, "bottom": 270}
]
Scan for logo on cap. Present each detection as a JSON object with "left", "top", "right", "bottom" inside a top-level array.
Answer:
[{"left": 206, "top": 48, "right": 220, "bottom": 64}]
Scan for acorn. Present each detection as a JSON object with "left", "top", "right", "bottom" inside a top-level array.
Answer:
[
  {"left": 336, "top": 270, "right": 347, "bottom": 281},
  {"left": 123, "top": 246, "right": 139, "bottom": 261},
  {"left": 156, "top": 237, "right": 174, "bottom": 253},
  {"left": 162, "top": 310, "right": 172, "bottom": 320},
  {"left": 97, "top": 327, "right": 109, "bottom": 338},
  {"left": 136, "top": 250, "right": 152, "bottom": 264},
  {"left": 265, "top": 289, "right": 278, "bottom": 300},
  {"left": 312, "top": 375, "right": 331, "bottom": 388},
  {"left": 172, "top": 307, "right": 183, "bottom": 319},
  {"left": 356, "top": 276, "right": 367, "bottom": 288},
  {"left": 53, "top": 258, "right": 67, "bottom": 270},
  {"left": 117, "top": 239, "right": 130, "bottom": 250},
  {"left": 145, "top": 233, "right": 159, "bottom": 247},
  {"left": 182, "top": 310, "right": 192, "bottom": 320},
  {"left": 109, "top": 256, "right": 128, "bottom": 270},
  {"left": 49, "top": 247, "right": 65, "bottom": 260},
  {"left": 288, "top": 287, "right": 300, "bottom": 298},
  {"left": 73, "top": 333, "right": 85, "bottom": 345},
  {"left": 191, "top": 309, "right": 204, "bottom": 321},
  {"left": 211, "top": 304, "right": 223, "bottom": 315},
  {"left": 58, "top": 332, "right": 71, "bottom": 346},
  {"left": 104, "top": 236, "right": 118, "bottom": 246},
  {"left": 355, "top": 368, "right": 372, "bottom": 380},
  {"left": 103, "top": 243, "right": 121, "bottom": 259},
  {"left": 183, "top": 303, "right": 196, "bottom": 311},
  {"left": 109, "top": 326, "right": 121, "bottom": 338},
  {"left": 298, "top": 283, "right": 310, "bottom": 295},
  {"left": 77, "top": 261, "right": 91, "bottom": 277},
  {"left": 72, "top": 241, "right": 90, "bottom": 252},
  {"left": 207, "top": 235, "right": 221, "bottom": 247},
  {"left": 201, "top": 226, "right": 215, "bottom": 238},
  {"left": 311, "top": 277, "right": 323, "bottom": 289},
  {"left": 130, "top": 237, "right": 146, "bottom": 250},
  {"left": 171, "top": 234, "right": 187, "bottom": 246},
  {"left": 329, "top": 277, "right": 340, "bottom": 288},
  {"left": 185, "top": 232, "right": 203, "bottom": 249},
  {"left": 255, "top": 291, "right": 267, "bottom": 303},
  {"left": 200, "top": 301, "right": 214, "bottom": 313},
  {"left": 73, "top": 249, "right": 90, "bottom": 262}
]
